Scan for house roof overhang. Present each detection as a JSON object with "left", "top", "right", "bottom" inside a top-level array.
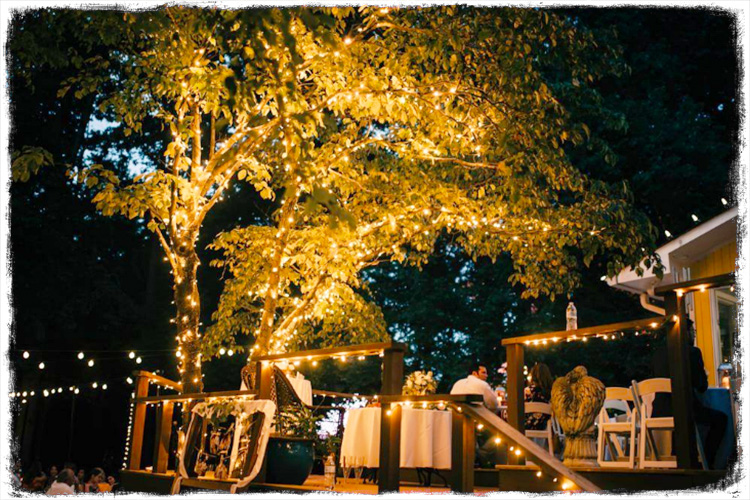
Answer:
[{"left": 607, "top": 207, "right": 738, "bottom": 295}]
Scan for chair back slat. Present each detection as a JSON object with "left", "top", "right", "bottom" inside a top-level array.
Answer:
[
  {"left": 525, "top": 402, "right": 552, "bottom": 415},
  {"left": 605, "top": 387, "right": 633, "bottom": 401},
  {"left": 636, "top": 378, "right": 671, "bottom": 397}
]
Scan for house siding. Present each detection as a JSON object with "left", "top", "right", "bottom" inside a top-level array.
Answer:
[{"left": 688, "top": 241, "right": 737, "bottom": 386}]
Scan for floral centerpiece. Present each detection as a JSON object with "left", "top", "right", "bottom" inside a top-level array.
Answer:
[{"left": 402, "top": 370, "right": 437, "bottom": 396}]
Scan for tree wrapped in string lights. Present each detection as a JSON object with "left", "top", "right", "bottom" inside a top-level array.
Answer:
[{"left": 11, "top": 6, "right": 661, "bottom": 392}]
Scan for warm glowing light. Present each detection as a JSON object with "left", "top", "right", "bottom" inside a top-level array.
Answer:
[
  {"left": 494, "top": 437, "right": 501, "bottom": 444},
  {"left": 136, "top": 357, "right": 142, "bottom": 364},
  {"left": 650, "top": 322, "right": 658, "bottom": 328},
  {"left": 78, "top": 352, "right": 85, "bottom": 360},
  {"left": 23, "top": 351, "right": 29, "bottom": 359},
  {"left": 219, "top": 348, "right": 226, "bottom": 355},
  {"left": 672, "top": 315, "right": 679, "bottom": 322},
  {"left": 514, "top": 448, "right": 522, "bottom": 456},
  {"left": 477, "top": 423, "right": 484, "bottom": 430},
  {"left": 561, "top": 480, "right": 575, "bottom": 491},
  {"left": 344, "top": 37, "right": 353, "bottom": 45},
  {"left": 129, "top": 352, "right": 136, "bottom": 359},
  {"left": 88, "top": 359, "right": 95, "bottom": 367},
  {"left": 536, "top": 471, "right": 542, "bottom": 478},
  {"left": 386, "top": 409, "right": 392, "bottom": 417},
  {"left": 38, "top": 362, "right": 45, "bottom": 370}
]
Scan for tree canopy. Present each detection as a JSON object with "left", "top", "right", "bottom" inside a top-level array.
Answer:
[{"left": 12, "top": 6, "right": 662, "bottom": 391}]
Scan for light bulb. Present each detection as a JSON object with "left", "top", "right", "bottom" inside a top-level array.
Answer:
[
  {"left": 38, "top": 362, "right": 45, "bottom": 370},
  {"left": 129, "top": 352, "right": 136, "bottom": 359},
  {"left": 136, "top": 357, "right": 142, "bottom": 364},
  {"left": 78, "top": 352, "right": 85, "bottom": 360},
  {"left": 22, "top": 351, "right": 29, "bottom": 359},
  {"left": 88, "top": 359, "right": 95, "bottom": 367}
]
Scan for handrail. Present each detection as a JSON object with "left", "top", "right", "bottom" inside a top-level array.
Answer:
[
  {"left": 501, "top": 317, "right": 666, "bottom": 346},
  {"left": 454, "top": 403, "right": 601, "bottom": 492},
  {"left": 252, "top": 341, "right": 407, "bottom": 363},
  {"left": 312, "top": 389, "right": 374, "bottom": 400},
  {"left": 653, "top": 272, "right": 734, "bottom": 296},
  {"left": 134, "top": 389, "right": 257, "bottom": 404},
  {"left": 379, "top": 394, "right": 483, "bottom": 404},
  {"left": 132, "top": 370, "right": 183, "bottom": 391}
]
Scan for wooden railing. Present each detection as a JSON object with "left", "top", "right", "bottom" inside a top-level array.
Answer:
[
  {"left": 376, "top": 394, "right": 600, "bottom": 493},
  {"left": 126, "top": 370, "right": 257, "bottom": 474}
]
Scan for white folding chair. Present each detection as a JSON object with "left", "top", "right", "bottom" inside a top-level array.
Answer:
[
  {"left": 524, "top": 402, "right": 555, "bottom": 455},
  {"left": 631, "top": 378, "right": 677, "bottom": 469},
  {"left": 597, "top": 387, "right": 636, "bottom": 468}
]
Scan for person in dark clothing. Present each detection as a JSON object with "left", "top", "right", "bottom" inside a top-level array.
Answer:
[{"left": 651, "top": 320, "right": 728, "bottom": 469}]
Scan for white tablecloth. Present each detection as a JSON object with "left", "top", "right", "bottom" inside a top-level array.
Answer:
[
  {"left": 340, "top": 407, "right": 452, "bottom": 469},
  {"left": 288, "top": 375, "right": 313, "bottom": 406}
]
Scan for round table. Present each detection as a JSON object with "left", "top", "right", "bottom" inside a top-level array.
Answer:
[{"left": 340, "top": 407, "right": 452, "bottom": 469}]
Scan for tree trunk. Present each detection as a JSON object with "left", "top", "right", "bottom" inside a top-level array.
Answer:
[{"left": 174, "top": 240, "right": 203, "bottom": 395}]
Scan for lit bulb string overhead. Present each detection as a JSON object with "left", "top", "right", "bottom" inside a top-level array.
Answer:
[
  {"left": 12, "top": 348, "right": 177, "bottom": 367},
  {"left": 9, "top": 371, "right": 182, "bottom": 403},
  {"left": 520, "top": 318, "right": 670, "bottom": 348}
]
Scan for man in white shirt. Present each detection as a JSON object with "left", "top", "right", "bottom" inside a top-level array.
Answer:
[
  {"left": 46, "top": 468, "right": 76, "bottom": 495},
  {"left": 450, "top": 363, "right": 499, "bottom": 412},
  {"left": 450, "top": 362, "right": 499, "bottom": 468}
]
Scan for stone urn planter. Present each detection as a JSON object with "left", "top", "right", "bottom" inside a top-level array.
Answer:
[{"left": 550, "top": 366, "right": 605, "bottom": 467}]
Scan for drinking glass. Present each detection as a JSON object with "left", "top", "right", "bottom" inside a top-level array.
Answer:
[
  {"left": 353, "top": 456, "right": 365, "bottom": 482},
  {"left": 341, "top": 456, "right": 351, "bottom": 485}
]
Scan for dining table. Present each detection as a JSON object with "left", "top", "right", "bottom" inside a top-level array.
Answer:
[{"left": 339, "top": 406, "right": 452, "bottom": 470}]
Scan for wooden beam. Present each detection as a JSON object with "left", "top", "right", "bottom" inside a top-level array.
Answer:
[
  {"left": 378, "top": 403, "right": 402, "bottom": 493},
  {"left": 506, "top": 343, "right": 525, "bottom": 465},
  {"left": 450, "top": 410, "right": 475, "bottom": 493},
  {"left": 378, "top": 345, "right": 405, "bottom": 493},
  {"left": 312, "top": 389, "right": 374, "bottom": 400},
  {"left": 128, "top": 374, "right": 150, "bottom": 470},
  {"left": 501, "top": 317, "right": 666, "bottom": 346},
  {"left": 654, "top": 273, "right": 734, "bottom": 296},
  {"left": 132, "top": 370, "right": 183, "bottom": 392},
  {"left": 152, "top": 402, "right": 173, "bottom": 474},
  {"left": 378, "top": 394, "right": 483, "bottom": 404},
  {"left": 664, "top": 293, "right": 699, "bottom": 469},
  {"left": 134, "top": 389, "right": 257, "bottom": 404},
  {"left": 458, "top": 404, "right": 601, "bottom": 492},
  {"left": 253, "top": 341, "right": 407, "bottom": 363}
]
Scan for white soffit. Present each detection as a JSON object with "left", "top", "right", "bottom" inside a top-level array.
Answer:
[{"left": 607, "top": 207, "right": 738, "bottom": 294}]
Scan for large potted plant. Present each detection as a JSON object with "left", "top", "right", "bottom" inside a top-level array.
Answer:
[{"left": 265, "top": 406, "right": 321, "bottom": 485}]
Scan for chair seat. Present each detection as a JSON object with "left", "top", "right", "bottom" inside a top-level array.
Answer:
[{"left": 599, "top": 422, "right": 632, "bottom": 432}]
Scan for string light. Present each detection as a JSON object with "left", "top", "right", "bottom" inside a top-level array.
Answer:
[
  {"left": 23, "top": 351, "right": 29, "bottom": 359},
  {"left": 78, "top": 352, "right": 85, "bottom": 360},
  {"left": 38, "top": 362, "right": 45, "bottom": 370},
  {"left": 88, "top": 359, "right": 95, "bottom": 367}
]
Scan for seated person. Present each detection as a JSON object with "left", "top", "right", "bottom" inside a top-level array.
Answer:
[
  {"left": 451, "top": 361, "right": 498, "bottom": 468},
  {"left": 525, "top": 363, "right": 554, "bottom": 430},
  {"left": 450, "top": 362, "right": 499, "bottom": 412},
  {"left": 652, "top": 320, "right": 728, "bottom": 469}
]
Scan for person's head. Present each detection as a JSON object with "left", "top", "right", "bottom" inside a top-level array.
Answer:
[
  {"left": 56, "top": 469, "right": 76, "bottom": 487},
  {"left": 686, "top": 318, "right": 697, "bottom": 344},
  {"left": 470, "top": 362, "right": 488, "bottom": 381},
  {"left": 107, "top": 476, "right": 115, "bottom": 485},
  {"left": 529, "top": 363, "right": 554, "bottom": 399},
  {"left": 87, "top": 468, "right": 105, "bottom": 484},
  {"left": 49, "top": 465, "right": 58, "bottom": 477}
]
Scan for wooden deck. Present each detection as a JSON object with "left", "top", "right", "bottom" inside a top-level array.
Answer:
[{"left": 121, "top": 466, "right": 729, "bottom": 494}]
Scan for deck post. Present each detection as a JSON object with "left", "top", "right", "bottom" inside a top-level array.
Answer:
[
  {"left": 128, "top": 373, "right": 150, "bottom": 470},
  {"left": 378, "top": 346, "right": 404, "bottom": 493},
  {"left": 506, "top": 343, "right": 525, "bottom": 465},
  {"left": 152, "top": 402, "right": 174, "bottom": 474},
  {"left": 450, "top": 408, "right": 475, "bottom": 493},
  {"left": 664, "top": 292, "right": 699, "bottom": 469}
]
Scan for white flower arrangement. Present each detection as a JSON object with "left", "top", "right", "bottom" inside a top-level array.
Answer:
[{"left": 402, "top": 370, "right": 437, "bottom": 396}]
